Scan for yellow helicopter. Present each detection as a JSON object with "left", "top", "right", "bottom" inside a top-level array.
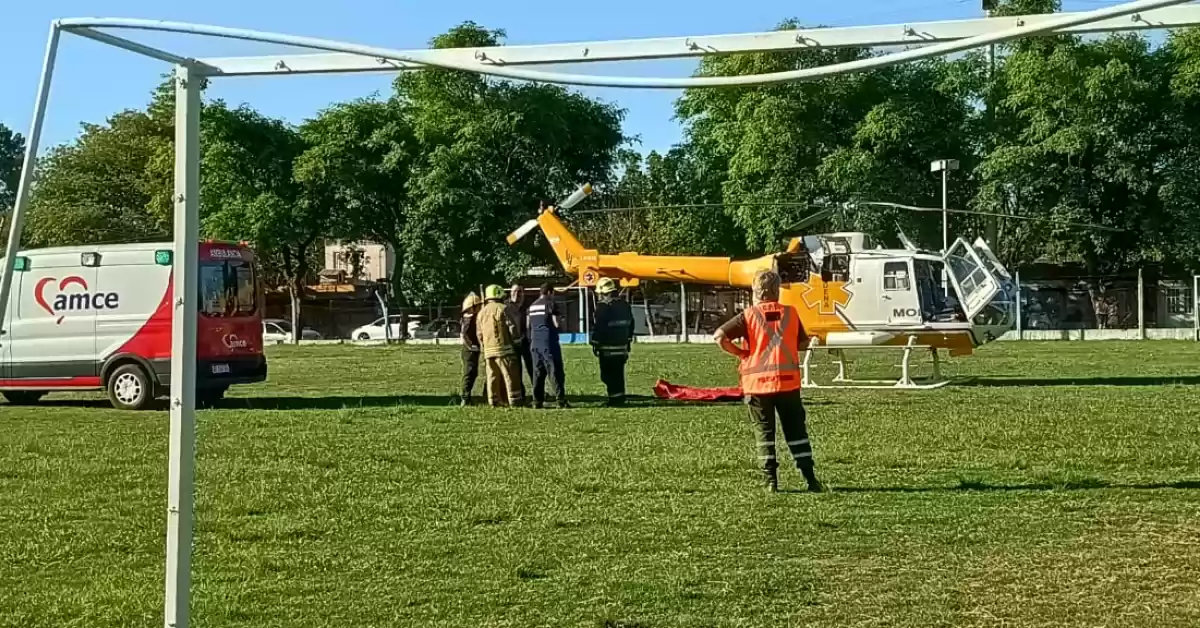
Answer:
[{"left": 506, "top": 184, "right": 1025, "bottom": 389}]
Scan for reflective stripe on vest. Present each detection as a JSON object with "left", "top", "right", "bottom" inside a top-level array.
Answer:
[{"left": 739, "top": 302, "right": 802, "bottom": 394}]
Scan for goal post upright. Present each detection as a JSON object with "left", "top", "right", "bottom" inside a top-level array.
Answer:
[
  {"left": 163, "top": 63, "right": 202, "bottom": 628},
  {"left": 0, "top": 2, "right": 1196, "bottom": 627}
]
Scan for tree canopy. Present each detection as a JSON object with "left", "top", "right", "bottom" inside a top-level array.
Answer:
[{"left": 0, "top": 123, "right": 24, "bottom": 215}]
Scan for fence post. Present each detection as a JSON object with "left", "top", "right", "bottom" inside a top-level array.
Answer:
[
  {"left": 1015, "top": 270, "right": 1023, "bottom": 340},
  {"left": 679, "top": 282, "right": 688, "bottom": 343},
  {"left": 1194, "top": 274, "right": 1199, "bottom": 342},
  {"left": 1137, "top": 267, "right": 1145, "bottom": 340}
]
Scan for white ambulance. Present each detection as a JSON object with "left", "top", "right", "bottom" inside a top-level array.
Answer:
[{"left": 1, "top": 241, "right": 267, "bottom": 410}]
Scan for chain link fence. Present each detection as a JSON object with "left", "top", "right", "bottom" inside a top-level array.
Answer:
[
  {"left": 1016, "top": 271, "right": 1198, "bottom": 339},
  {"left": 275, "top": 271, "right": 1199, "bottom": 342}
]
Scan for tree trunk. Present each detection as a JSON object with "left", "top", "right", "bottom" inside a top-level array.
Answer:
[{"left": 289, "top": 281, "right": 302, "bottom": 345}]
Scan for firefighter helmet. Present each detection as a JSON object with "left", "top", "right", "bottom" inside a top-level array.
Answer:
[{"left": 596, "top": 277, "right": 618, "bottom": 294}]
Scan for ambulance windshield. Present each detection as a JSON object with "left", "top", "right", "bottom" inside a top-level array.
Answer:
[{"left": 199, "top": 259, "right": 256, "bottom": 317}]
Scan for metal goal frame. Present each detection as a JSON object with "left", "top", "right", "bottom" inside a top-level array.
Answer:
[{"left": 0, "top": 1, "right": 1195, "bottom": 626}]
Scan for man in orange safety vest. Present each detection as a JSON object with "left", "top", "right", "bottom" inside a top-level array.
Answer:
[{"left": 714, "top": 269, "right": 824, "bottom": 493}]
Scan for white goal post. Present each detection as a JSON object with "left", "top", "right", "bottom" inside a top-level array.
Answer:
[{"left": 0, "top": 1, "right": 1194, "bottom": 626}]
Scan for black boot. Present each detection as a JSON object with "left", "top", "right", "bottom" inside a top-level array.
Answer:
[
  {"left": 799, "top": 461, "right": 823, "bottom": 493},
  {"left": 763, "top": 469, "right": 779, "bottom": 493}
]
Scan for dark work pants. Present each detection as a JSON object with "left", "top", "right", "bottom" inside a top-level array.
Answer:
[
  {"left": 598, "top": 353, "right": 629, "bottom": 405},
  {"left": 517, "top": 339, "right": 534, "bottom": 397},
  {"left": 461, "top": 348, "right": 480, "bottom": 399},
  {"left": 746, "top": 390, "right": 816, "bottom": 479},
  {"left": 532, "top": 344, "right": 566, "bottom": 405}
]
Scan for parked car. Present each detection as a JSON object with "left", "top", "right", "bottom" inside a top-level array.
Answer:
[
  {"left": 263, "top": 318, "right": 322, "bottom": 343},
  {"left": 350, "top": 315, "right": 407, "bottom": 341},
  {"left": 411, "top": 318, "right": 462, "bottom": 340}
]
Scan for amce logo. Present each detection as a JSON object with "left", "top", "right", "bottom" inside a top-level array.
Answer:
[{"left": 34, "top": 276, "right": 120, "bottom": 324}]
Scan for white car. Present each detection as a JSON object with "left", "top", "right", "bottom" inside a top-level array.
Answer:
[
  {"left": 411, "top": 318, "right": 462, "bottom": 340},
  {"left": 263, "top": 318, "right": 322, "bottom": 343},
  {"left": 350, "top": 315, "right": 408, "bottom": 341}
]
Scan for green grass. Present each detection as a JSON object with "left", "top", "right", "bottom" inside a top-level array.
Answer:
[{"left": 3, "top": 340, "right": 1200, "bottom": 627}]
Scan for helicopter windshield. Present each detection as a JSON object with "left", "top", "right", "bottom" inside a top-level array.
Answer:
[{"left": 943, "top": 237, "right": 1016, "bottom": 330}]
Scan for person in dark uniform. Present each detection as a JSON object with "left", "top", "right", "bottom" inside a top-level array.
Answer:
[
  {"left": 459, "top": 292, "right": 482, "bottom": 406},
  {"left": 714, "top": 269, "right": 823, "bottom": 493},
  {"left": 527, "top": 282, "right": 569, "bottom": 409},
  {"left": 590, "top": 277, "right": 634, "bottom": 407},
  {"left": 508, "top": 283, "right": 534, "bottom": 399}
]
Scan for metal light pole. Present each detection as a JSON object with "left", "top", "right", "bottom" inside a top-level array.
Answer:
[
  {"left": 984, "top": 0, "right": 999, "bottom": 245},
  {"left": 930, "top": 159, "right": 960, "bottom": 253},
  {"left": 930, "top": 159, "right": 960, "bottom": 295}
]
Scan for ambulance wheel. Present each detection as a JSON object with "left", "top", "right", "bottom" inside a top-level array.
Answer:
[
  {"left": 357, "top": 332, "right": 370, "bottom": 340},
  {"left": 3, "top": 391, "right": 45, "bottom": 405},
  {"left": 107, "top": 364, "right": 153, "bottom": 411}
]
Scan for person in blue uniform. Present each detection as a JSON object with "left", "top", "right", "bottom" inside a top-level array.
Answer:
[
  {"left": 590, "top": 277, "right": 635, "bottom": 407},
  {"left": 527, "top": 283, "right": 569, "bottom": 409}
]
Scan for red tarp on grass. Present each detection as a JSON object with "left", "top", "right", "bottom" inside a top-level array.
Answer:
[{"left": 652, "top": 379, "right": 744, "bottom": 402}]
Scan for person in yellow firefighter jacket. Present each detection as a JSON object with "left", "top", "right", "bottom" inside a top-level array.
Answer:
[
  {"left": 476, "top": 284, "right": 526, "bottom": 407},
  {"left": 714, "top": 269, "right": 824, "bottom": 494}
]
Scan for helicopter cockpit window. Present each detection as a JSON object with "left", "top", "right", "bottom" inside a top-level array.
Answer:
[
  {"left": 883, "top": 261, "right": 911, "bottom": 291},
  {"left": 821, "top": 253, "right": 850, "bottom": 282},
  {"left": 775, "top": 251, "right": 813, "bottom": 284}
]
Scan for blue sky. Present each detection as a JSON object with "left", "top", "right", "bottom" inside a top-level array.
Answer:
[{"left": 1, "top": 0, "right": 1126, "bottom": 157}]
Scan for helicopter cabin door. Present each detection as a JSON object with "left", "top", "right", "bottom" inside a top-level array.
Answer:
[
  {"left": 881, "top": 259, "right": 922, "bottom": 325},
  {"left": 943, "top": 238, "right": 1001, "bottom": 319}
]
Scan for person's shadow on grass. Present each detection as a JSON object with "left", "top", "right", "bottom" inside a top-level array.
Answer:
[
  {"left": 787, "top": 478, "right": 1200, "bottom": 494},
  {"left": 218, "top": 394, "right": 832, "bottom": 410}
]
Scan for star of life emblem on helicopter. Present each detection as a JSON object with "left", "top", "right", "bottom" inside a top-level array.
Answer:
[
  {"left": 583, "top": 270, "right": 597, "bottom": 284},
  {"left": 800, "top": 273, "right": 853, "bottom": 315}
]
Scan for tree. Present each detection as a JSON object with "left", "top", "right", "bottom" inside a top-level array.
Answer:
[
  {"left": 201, "top": 102, "right": 317, "bottom": 344},
  {"left": 977, "top": 31, "right": 1172, "bottom": 272},
  {"left": 294, "top": 97, "right": 416, "bottom": 299},
  {"left": 0, "top": 123, "right": 24, "bottom": 214},
  {"left": 671, "top": 19, "right": 978, "bottom": 255},
  {"left": 23, "top": 85, "right": 176, "bottom": 248},
  {"left": 580, "top": 147, "right": 745, "bottom": 257},
  {"left": 0, "top": 123, "right": 25, "bottom": 249},
  {"left": 391, "top": 22, "right": 627, "bottom": 304}
]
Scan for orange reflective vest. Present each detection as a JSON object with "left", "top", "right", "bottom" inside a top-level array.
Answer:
[{"left": 738, "top": 301, "right": 803, "bottom": 395}]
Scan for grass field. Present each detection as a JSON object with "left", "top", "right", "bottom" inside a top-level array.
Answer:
[{"left": 3, "top": 340, "right": 1200, "bottom": 627}]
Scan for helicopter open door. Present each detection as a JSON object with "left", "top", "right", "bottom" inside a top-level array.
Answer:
[
  {"left": 943, "top": 238, "right": 1001, "bottom": 320},
  {"left": 971, "top": 237, "right": 1012, "bottom": 281}
]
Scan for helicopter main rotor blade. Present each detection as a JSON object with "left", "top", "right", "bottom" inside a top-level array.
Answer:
[
  {"left": 564, "top": 198, "right": 1124, "bottom": 233},
  {"left": 506, "top": 218, "right": 539, "bottom": 245},
  {"left": 856, "top": 201, "right": 1125, "bottom": 232},
  {"left": 571, "top": 201, "right": 820, "bottom": 215},
  {"left": 787, "top": 207, "right": 836, "bottom": 233},
  {"left": 558, "top": 183, "right": 594, "bottom": 210}
]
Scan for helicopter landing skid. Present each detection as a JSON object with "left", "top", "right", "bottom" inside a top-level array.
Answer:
[{"left": 801, "top": 336, "right": 951, "bottom": 390}]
